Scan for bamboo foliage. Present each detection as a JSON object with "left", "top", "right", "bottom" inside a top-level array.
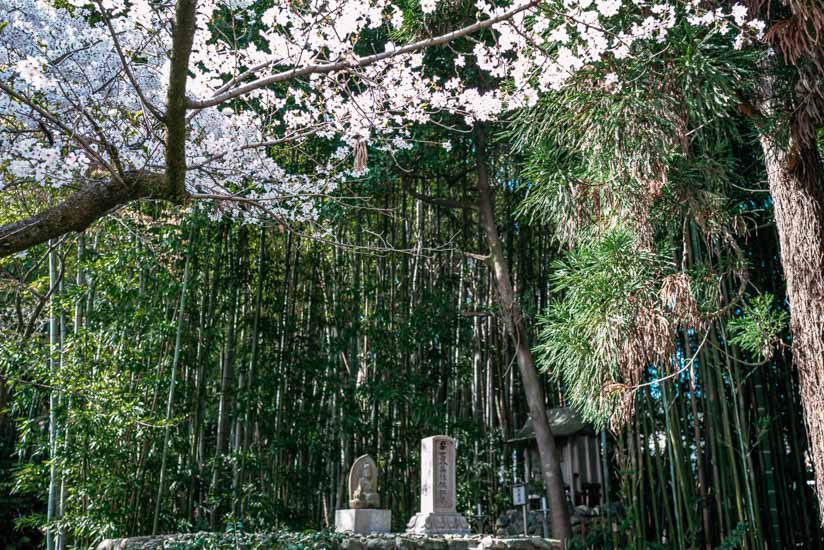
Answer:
[{"left": 0, "top": 148, "right": 819, "bottom": 548}]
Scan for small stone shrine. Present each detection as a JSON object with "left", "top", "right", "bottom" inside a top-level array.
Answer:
[
  {"left": 335, "top": 454, "right": 391, "bottom": 534},
  {"left": 406, "top": 435, "right": 471, "bottom": 535},
  {"left": 508, "top": 408, "right": 603, "bottom": 508}
]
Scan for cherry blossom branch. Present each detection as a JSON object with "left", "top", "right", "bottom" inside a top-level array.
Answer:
[
  {"left": 95, "top": 0, "right": 166, "bottom": 121},
  {"left": 0, "top": 82, "right": 120, "bottom": 180},
  {"left": 186, "top": 124, "right": 329, "bottom": 170},
  {"left": 187, "top": 0, "right": 540, "bottom": 109}
]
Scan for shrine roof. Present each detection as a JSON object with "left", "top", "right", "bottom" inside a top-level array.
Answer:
[{"left": 508, "top": 407, "right": 594, "bottom": 443}]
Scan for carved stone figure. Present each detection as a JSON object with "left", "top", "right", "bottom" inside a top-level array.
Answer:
[
  {"left": 349, "top": 454, "right": 380, "bottom": 509},
  {"left": 336, "top": 454, "right": 390, "bottom": 534}
]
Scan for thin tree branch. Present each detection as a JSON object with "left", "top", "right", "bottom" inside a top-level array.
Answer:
[
  {"left": 403, "top": 180, "right": 478, "bottom": 211},
  {"left": 22, "top": 242, "right": 66, "bottom": 339},
  {"left": 95, "top": 0, "right": 166, "bottom": 122}
]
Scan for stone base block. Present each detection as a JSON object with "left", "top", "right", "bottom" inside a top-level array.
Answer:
[
  {"left": 406, "top": 512, "right": 471, "bottom": 535},
  {"left": 335, "top": 509, "right": 392, "bottom": 534}
]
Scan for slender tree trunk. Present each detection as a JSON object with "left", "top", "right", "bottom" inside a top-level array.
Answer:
[
  {"left": 236, "top": 227, "right": 265, "bottom": 518},
  {"left": 53, "top": 235, "right": 84, "bottom": 550},
  {"left": 190, "top": 223, "right": 225, "bottom": 522},
  {"left": 660, "top": 382, "right": 685, "bottom": 549},
  {"left": 684, "top": 334, "right": 711, "bottom": 548},
  {"left": 473, "top": 127, "right": 571, "bottom": 542},
  {"left": 46, "top": 241, "right": 60, "bottom": 550},
  {"left": 56, "top": 254, "right": 68, "bottom": 550},
  {"left": 210, "top": 226, "right": 245, "bottom": 528},
  {"left": 153, "top": 231, "right": 193, "bottom": 534}
]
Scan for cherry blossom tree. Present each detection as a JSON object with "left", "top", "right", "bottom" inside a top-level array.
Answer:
[{"left": 0, "top": 0, "right": 759, "bottom": 257}]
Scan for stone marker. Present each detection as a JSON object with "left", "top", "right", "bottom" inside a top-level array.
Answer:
[
  {"left": 349, "top": 454, "right": 381, "bottom": 509},
  {"left": 406, "top": 435, "right": 471, "bottom": 535},
  {"left": 336, "top": 454, "right": 391, "bottom": 534}
]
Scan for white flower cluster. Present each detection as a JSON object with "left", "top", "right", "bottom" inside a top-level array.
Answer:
[
  {"left": 1, "top": 0, "right": 169, "bottom": 187},
  {"left": 421, "top": 0, "right": 441, "bottom": 15},
  {"left": 0, "top": 0, "right": 764, "bottom": 220}
]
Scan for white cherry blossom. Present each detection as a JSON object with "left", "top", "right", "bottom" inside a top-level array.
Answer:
[{"left": 0, "top": 0, "right": 764, "bottom": 220}]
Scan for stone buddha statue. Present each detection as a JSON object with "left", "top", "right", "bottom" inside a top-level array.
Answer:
[
  {"left": 336, "top": 454, "right": 390, "bottom": 534},
  {"left": 349, "top": 455, "right": 380, "bottom": 509}
]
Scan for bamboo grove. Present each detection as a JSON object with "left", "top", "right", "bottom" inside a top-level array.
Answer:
[
  {"left": 3, "top": 1, "right": 824, "bottom": 546},
  {"left": 1, "top": 122, "right": 821, "bottom": 548}
]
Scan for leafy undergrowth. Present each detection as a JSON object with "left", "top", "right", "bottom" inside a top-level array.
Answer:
[{"left": 148, "top": 530, "right": 344, "bottom": 550}]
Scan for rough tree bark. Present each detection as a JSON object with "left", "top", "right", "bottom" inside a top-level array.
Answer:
[
  {"left": 0, "top": 173, "right": 167, "bottom": 258},
  {"left": 473, "top": 127, "right": 572, "bottom": 542},
  {"left": 759, "top": 119, "right": 824, "bottom": 517},
  {"left": 747, "top": 1, "right": 824, "bottom": 521}
]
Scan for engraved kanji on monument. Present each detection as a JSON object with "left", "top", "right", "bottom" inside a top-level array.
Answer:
[
  {"left": 406, "top": 435, "right": 471, "bottom": 535},
  {"left": 335, "top": 455, "right": 391, "bottom": 534}
]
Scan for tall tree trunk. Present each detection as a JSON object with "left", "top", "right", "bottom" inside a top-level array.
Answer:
[
  {"left": 56, "top": 255, "right": 67, "bottom": 550},
  {"left": 236, "top": 227, "right": 266, "bottom": 518},
  {"left": 759, "top": 86, "right": 824, "bottom": 518},
  {"left": 56, "top": 235, "right": 84, "bottom": 550},
  {"left": 473, "top": 127, "right": 571, "bottom": 542}
]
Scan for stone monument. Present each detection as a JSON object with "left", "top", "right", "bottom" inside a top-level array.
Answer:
[
  {"left": 335, "top": 454, "right": 391, "bottom": 534},
  {"left": 406, "top": 435, "right": 471, "bottom": 535}
]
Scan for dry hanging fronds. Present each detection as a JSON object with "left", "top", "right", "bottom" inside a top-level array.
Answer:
[
  {"left": 761, "top": 1, "right": 824, "bottom": 68},
  {"left": 660, "top": 272, "right": 701, "bottom": 329},
  {"left": 353, "top": 141, "right": 368, "bottom": 173},
  {"left": 754, "top": 1, "right": 824, "bottom": 141}
]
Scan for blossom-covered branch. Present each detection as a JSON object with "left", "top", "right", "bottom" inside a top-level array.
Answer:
[{"left": 0, "top": 0, "right": 763, "bottom": 258}]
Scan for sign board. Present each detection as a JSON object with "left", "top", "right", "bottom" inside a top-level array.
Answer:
[{"left": 512, "top": 484, "right": 526, "bottom": 506}]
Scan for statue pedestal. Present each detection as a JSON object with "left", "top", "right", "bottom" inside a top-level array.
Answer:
[
  {"left": 335, "top": 509, "right": 392, "bottom": 534},
  {"left": 406, "top": 512, "right": 471, "bottom": 535}
]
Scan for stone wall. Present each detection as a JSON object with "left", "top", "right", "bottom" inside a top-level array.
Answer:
[
  {"left": 337, "top": 534, "right": 560, "bottom": 550},
  {"left": 96, "top": 533, "right": 562, "bottom": 550},
  {"left": 494, "top": 504, "right": 609, "bottom": 537}
]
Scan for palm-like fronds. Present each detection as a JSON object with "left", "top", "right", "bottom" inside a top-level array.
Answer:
[{"left": 534, "top": 226, "right": 673, "bottom": 429}]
